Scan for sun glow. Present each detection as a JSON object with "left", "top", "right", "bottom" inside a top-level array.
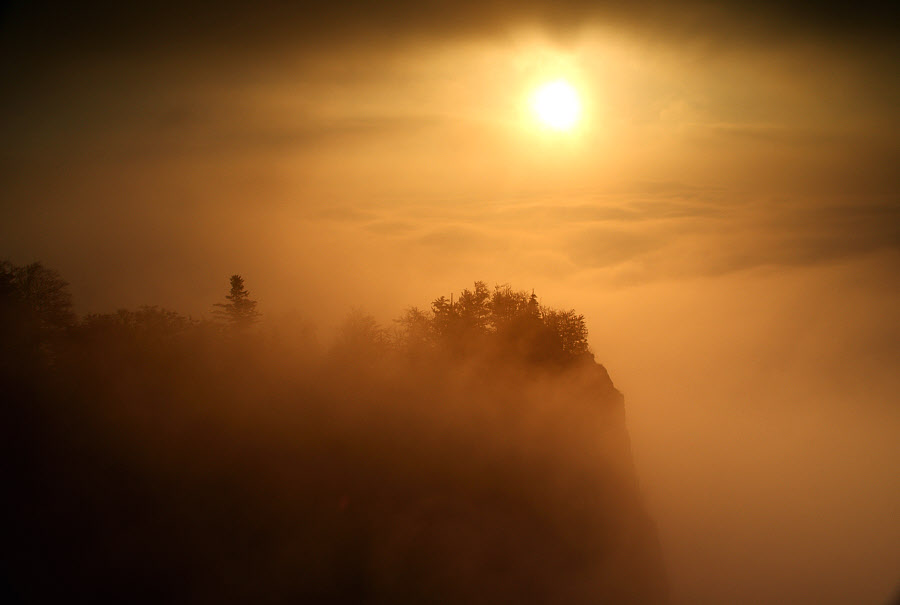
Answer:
[{"left": 531, "top": 80, "right": 582, "bottom": 131}]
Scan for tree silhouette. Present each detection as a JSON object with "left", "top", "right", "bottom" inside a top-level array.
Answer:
[
  {"left": 430, "top": 295, "right": 455, "bottom": 339},
  {"left": 489, "top": 283, "right": 530, "bottom": 329},
  {"left": 82, "top": 306, "right": 196, "bottom": 340},
  {"left": 336, "top": 308, "right": 388, "bottom": 355},
  {"left": 213, "top": 275, "right": 260, "bottom": 328},
  {"left": 0, "top": 260, "right": 74, "bottom": 331},
  {"left": 541, "top": 307, "right": 589, "bottom": 357},
  {"left": 389, "top": 281, "right": 593, "bottom": 364},
  {"left": 394, "top": 306, "right": 431, "bottom": 352},
  {"left": 456, "top": 281, "right": 491, "bottom": 333}
]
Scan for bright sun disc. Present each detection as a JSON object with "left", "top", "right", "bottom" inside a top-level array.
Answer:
[{"left": 532, "top": 80, "right": 581, "bottom": 131}]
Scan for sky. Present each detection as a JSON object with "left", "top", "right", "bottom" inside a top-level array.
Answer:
[{"left": 2, "top": 2, "right": 899, "bottom": 603}]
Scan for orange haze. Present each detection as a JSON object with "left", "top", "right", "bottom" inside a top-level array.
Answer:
[{"left": 2, "top": 3, "right": 898, "bottom": 603}]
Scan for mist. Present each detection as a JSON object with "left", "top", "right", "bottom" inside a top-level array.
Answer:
[
  {"left": 2, "top": 1, "right": 899, "bottom": 603},
  {"left": 589, "top": 255, "right": 900, "bottom": 604}
]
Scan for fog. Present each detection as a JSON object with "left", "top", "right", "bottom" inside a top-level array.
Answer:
[
  {"left": 587, "top": 255, "right": 900, "bottom": 604},
  {"left": 2, "top": 1, "right": 899, "bottom": 603}
]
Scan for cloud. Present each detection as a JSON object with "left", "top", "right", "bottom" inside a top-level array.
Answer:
[
  {"left": 600, "top": 196, "right": 900, "bottom": 281},
  {"left": 3, "top": 1, "right": 898, "bottom": 67},
  {"left": 364, "top": 220, "right": 420, "bottom": 235},
  {"left": 414, "top": 224, "right": 502, "bottom": 253},
  {"left": 566, "top": 226, "right": 664, "bottom": 268},
  {"left": 434, "top": 187, "right": 900, "bottom": 282}
]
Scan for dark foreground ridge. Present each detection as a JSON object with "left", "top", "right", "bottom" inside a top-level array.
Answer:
[{"left": 2, "top": 264, "right": 667, "bottom": 604}]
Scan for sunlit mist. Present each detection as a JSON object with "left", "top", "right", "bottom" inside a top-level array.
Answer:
[{"left": 531, "top": 79, "right": 582, "bottom": 131}]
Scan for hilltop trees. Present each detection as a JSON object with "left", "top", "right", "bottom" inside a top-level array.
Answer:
[
  {"left": 0, "top": 260, "right": 74, "bottom": 332},
  {"left": 1, "top": 261, "right": 74, "bottom": 371},
  {"left": 213, "top": 274, "right": 260, "bottom": 328},
  {"left": 393, "top": 306, "right": 431, "bottom": 356},
  {"left": 334, "top": 308, "right": 388, "bottom": 360},
  {"left": 80, "top": 306, "right": 197, "bottom": 345},
  {"left": 389, "top": 281, "right": 591, "bottom": 364},
  {"left": 540, "top": 308, "right": 590, "bottom": 357},
  {"left": 0, "top": 262, "right": 589, "bottom": 365}
]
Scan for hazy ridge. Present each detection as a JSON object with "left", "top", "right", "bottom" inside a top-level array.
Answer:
[{"left": 3, "top": 263, "right": 667, "bottom": 603}]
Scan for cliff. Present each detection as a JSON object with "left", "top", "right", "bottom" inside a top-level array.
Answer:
[
  {"left": 6, "top": 339, "right": 667, "bottom": 604},
  {"left": 3, "top": 275, "right": 667, "bottom": 603}
]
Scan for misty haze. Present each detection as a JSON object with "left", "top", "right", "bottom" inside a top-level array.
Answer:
[{"left": 2, "top": 1, "right": 899, "bottom": 604}]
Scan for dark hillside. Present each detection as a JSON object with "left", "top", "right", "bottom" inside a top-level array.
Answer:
[{"left": 2, "top": 268, "right": 667, "bottom": 604}]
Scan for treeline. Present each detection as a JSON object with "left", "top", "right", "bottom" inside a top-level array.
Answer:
[
  {"left": 347, "top": 281, "right": 591, "bottom": 365},
  {"left": 1, "top": 260, "right": 592, "bottom": 367}
]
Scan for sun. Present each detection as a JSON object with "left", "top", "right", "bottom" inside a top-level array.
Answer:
[{"left": 531, "top": 80, "right": 582, "bottom": 131}]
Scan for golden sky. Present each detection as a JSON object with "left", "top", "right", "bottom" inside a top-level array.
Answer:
[{"left": 2, "top": 2, "right": 899, "bottom": 602}]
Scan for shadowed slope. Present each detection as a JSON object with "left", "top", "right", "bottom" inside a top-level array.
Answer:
[{"left": 3, "top": 270, "right": 666, "bottom": 603}]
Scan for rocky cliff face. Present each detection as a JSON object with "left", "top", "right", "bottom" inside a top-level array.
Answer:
[
  {"left": 7, "top": 324, "right": 667, "bottom": 604},
  {"left": 251, "top": 354, "right": 671, "bottom": 605}
]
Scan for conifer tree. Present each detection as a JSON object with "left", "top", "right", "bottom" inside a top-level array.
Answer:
[{"left": 213, "top": 275, "right": 260, "bottom": 328}]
